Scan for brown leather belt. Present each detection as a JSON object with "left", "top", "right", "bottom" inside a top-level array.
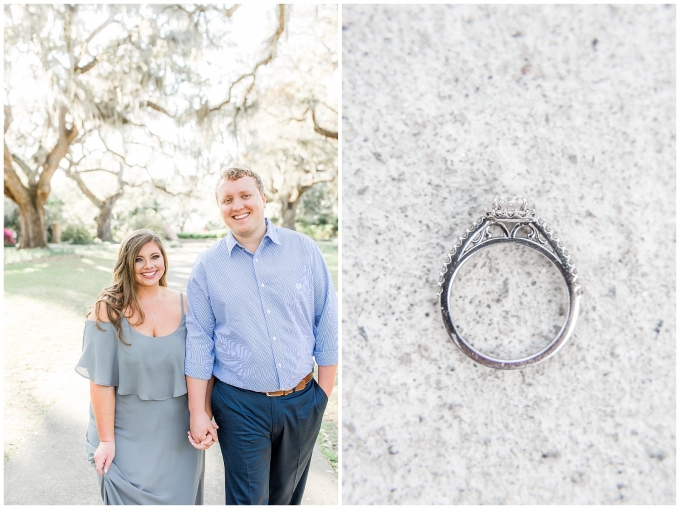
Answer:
[{"left": 264, "top": 372, "right": 314, "bottom": 397}]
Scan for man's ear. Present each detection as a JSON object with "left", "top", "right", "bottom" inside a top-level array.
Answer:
[{"left": 262, "top": 193, "right": 267, "bottom": 207}]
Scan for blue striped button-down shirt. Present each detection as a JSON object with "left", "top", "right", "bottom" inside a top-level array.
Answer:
[{"left": 184, "top": 219, "right": 338, "bottom": 392}]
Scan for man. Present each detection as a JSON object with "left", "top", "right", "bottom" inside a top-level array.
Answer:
[{"left": 185, "top": 165, "right": 338, "bottom": 505}]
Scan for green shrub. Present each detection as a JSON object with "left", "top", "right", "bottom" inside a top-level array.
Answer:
[
  {"left": 295, "top": 223, "right": 337, "bottom": 240},
  {"left": 177, "top": 230, "right": 229, "bottom": 239},
  {"left": 61, "top": 223, "right": 94, "bottom": 244},
  {"left": 4, "top": 199, "right": 20, "bottom": 232}
]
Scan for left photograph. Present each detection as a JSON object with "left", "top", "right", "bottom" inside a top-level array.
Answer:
[{"left": 4, "top": 4, "right": 338, "bottom": 505}]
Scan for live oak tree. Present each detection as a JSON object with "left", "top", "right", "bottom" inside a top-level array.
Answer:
[
  {"left": 237, "top": 5, "right": 338, "bottom": 230},
  {"left": 4, "top": 4, "right": 276, "bottom": 246},
  {"left": 4, "top": 4, "right": 203, "bottom": 246},
  {"left": 5, "top": 4, "right": 335, "bottom": 245}
]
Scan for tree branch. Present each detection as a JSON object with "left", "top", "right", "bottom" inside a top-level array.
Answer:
[
  {"left": 74, "top": 58, "right": 98, "bottom": 75},
  {"left": 150, "top": 179, "right": 183, "bottom": 197},
  {"left": 286, "top": 174, "right": 335, "bottom": 203},
  {"left": 62, "top": 165, "right": 103, "bottom": 208},
  {"left": 143, "top": 170, "right": 194, "bottom": 198},
  {"left": 64, "top": 5, "right": 77, "bottom": 75},
  {"left": 37, "top": 105, "right": 78, "bottom": 206},
  {"left": 210, "top": 5, "right": 285, "bottom": 114},
  {"left": 10, "top": 153, "right": 34, "bottom": 176},
  {"left": 74, "top": 168, "right": 123, "bottom": 175},
  {"left": 4, "top": 104, "right": 33, "bottom": 207},
  {"left": 98, "top": 139, "right": 148, "bottom": 170},
  {"left": 311, "top": 108, "right": 338, "bottom": 139},
  {"left": 320, "top": 101, "right": 338, "bottom": 115},
  {"left": 4, "top": 145, "right": 31, "bottom": 207},
  {"left": 85, "top": 14, "right": 116, "bottom": 44},
  {"left": 4, "top": 105, "right": 13, "bottom": 134},
  {"left": 75, "top": 30, "right": 132, "bottom": 77},
  {"left": 175, "top": 4, "right": 241, "bottom": 18},
  {"left": 140, "top": 100, "right": 175, "bottom": 118}
]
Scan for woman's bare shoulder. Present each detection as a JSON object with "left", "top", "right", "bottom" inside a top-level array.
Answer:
[
  {"left": 87, "top": 301, "right": 111, "bottom": 322},
  {"left": 164, "top": 287, "right": 188, "bottom": 314}
]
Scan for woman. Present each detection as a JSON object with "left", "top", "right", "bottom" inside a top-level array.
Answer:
[{"left": 75, "top": 229, "right": 215, "bottom": 504}]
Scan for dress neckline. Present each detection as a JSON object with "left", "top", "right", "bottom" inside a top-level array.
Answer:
[{"left": 123, "top": 314, "right": 185, "bottom": 339}]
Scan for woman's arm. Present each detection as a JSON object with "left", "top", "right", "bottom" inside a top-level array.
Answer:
[
  {"left": 88, "top": 301, "right": 116, "bottom": 476},
  {"left": 90, "top": 381, "right": 116, "bottom": 476}
]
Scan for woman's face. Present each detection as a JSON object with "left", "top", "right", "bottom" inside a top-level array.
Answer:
[{"left": 133, "top": 241, "right": 165, "bottom": 288}]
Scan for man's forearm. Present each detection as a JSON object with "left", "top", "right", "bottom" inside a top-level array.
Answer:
[
  {"left": 205, "top": 376, "right": 215, "bottom": 419},
  {"left": 186, "top": 376, "right": 209, "bottom": 413},
  {"left": 317, "top": 364, "right": 337, "bottom": 397}
]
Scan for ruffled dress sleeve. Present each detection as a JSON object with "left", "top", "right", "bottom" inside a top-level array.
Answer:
[
  {"left": 76, "top": 317, "right": 188, "bottom": 400},
  {"left": 75, "top": 320, "right": 120, "bottom": 387}
]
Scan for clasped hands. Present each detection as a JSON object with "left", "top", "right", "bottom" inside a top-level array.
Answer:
[{"left": 187, "top": 410, "right": 219, "bottom": 450}]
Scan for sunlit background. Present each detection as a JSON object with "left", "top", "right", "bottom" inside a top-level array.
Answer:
[{"left": 5, "top": 3, "right": 338, "bottom": 246}]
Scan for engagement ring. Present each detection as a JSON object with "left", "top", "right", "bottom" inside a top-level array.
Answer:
[{"left": 438, "top": 197, "right": 581, "bottom": 369}]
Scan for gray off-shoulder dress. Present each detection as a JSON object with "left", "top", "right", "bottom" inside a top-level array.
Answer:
[{"left": 75, "top": 294, "right": 204, "bottom": 505}]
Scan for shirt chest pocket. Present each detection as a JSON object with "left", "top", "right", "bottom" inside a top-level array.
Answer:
[
  {"left": 285, "top": 264, "right": 313, "bottom": 314},
  {"left": 209, "top": 295, "right": 241, "bottom": 330}
]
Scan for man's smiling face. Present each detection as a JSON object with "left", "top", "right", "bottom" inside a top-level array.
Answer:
[{"left": 216, "top": 175, "right": 267, "bottom": 242}]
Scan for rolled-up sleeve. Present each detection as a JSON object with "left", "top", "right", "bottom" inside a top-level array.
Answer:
[
  {"left": 311, "top": 243, "right": 338, "bottom": 366},
  {"left": 185, "top": 258, "right": 216, "bottom": 380}
]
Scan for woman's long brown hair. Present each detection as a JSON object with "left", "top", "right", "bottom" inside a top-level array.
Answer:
[{"left": 91, "top": 229, "right": 169, "bottom": 344}]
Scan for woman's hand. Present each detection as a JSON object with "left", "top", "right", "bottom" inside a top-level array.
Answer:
[
  {"left": 187, "top": 419, "right": 219, "bottom": 450},
  {"left": 94, "top": 440, "right": 115, "bottom": 476}
]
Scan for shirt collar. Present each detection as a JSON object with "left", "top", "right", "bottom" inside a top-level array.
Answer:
[{"left": 224, "top": 218, "right": 281, "bottom": 256}]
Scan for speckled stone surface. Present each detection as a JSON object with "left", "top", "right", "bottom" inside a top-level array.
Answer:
[{"left": 341, "top": 5, "right": 675, "bottom": 504}]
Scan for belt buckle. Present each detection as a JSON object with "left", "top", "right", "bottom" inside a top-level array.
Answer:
[{"left": 265, "top": 391, "right": 276, "bottom": 397}]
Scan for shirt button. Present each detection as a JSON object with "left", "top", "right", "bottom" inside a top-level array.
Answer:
[
  {"left": 261, "top": 283, "right": 265, "bottom": 287},
  {"left": 277, "top": 363, "right": 281, "bottom": 367},
  {"left": 272, "top": 336, "right": 276, "bottom": 341},
  {"left": 267, "top": 309, "right": 271, "bottom": 314},
  {"left": 255, "top": 258, "right": 259, "bottom": 262}
]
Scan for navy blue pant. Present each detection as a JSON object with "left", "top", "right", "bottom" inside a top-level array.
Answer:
[{"left": 211, "top": 378, "right": 328, "bottom": 505}]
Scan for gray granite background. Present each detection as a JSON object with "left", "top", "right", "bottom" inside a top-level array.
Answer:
[{"left": 341, "top": 5, "right": 675, "bottom": 504}]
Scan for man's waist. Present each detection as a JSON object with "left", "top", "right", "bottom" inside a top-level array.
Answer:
[{"left": 216, "top": 371, "right": 314, "bottom": 396}]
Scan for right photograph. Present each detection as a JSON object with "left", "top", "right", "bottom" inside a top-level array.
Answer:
[{"left": 341, "top": 4, "right": 675, "bottom": 505}]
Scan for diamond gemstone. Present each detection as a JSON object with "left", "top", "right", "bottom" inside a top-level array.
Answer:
[
  {"left": 493, "top": 196, "right": 527, "bottom": 211},
  {"left": 486, "top": 196, "right": 536, "bottom": 221}
]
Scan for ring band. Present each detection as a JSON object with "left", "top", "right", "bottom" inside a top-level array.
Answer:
[{"left": 438, "top": 197, "right": 582, "bottom": 369}]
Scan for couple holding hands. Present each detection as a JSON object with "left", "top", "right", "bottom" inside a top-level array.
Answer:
[{"left": 75, "top": 166, "right": 338, "bottom": 505}]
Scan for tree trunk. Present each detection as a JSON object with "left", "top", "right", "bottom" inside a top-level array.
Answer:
[
  {"left": 51, "top": 223, "right": 61, "bottom": 243},
  {"left": 95, "top": 195, "right": 121, "bottom": 242},
  {"left": 4, "top": 105, "right": 78, "bottom": 249},
  {"left": 280, "top": 196, "right": 299, "bottom": 230},
  {"left": 17, "top": 196, "right": 48, "bottom": 248}
]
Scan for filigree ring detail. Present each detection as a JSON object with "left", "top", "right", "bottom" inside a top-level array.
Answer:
[{"left": 438, "top": 196, "right": 581, "bottom": 369}]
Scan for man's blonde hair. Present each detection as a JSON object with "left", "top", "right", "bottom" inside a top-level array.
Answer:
[{"left": 215, "top": 165, "right": 265, "bottom": 199}]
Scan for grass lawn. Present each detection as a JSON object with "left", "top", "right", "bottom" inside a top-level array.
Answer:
[
  {"left": 4, "top": 243, "right": 119, "bottom": 266},
  {"left": 316, "top": 239, "right": 338, "bottom": 289},
  {"left": 317, "top": 388, "right": 338, "bottom": 473}
]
